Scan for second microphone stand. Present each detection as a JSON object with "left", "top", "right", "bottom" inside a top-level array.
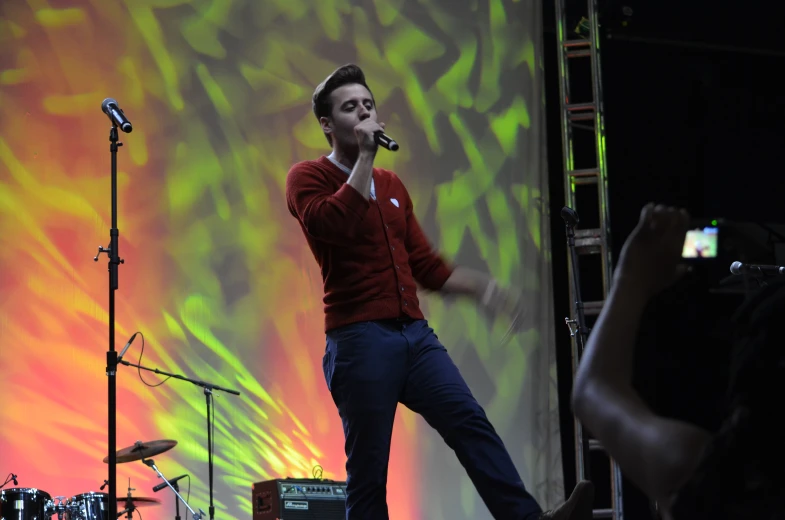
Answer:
[
  {"left": 120, "top": 359, "right": 241, "bottom": 519},
  {"left": 560, "top": 206, "right": 592, "bottom": 482},
  {"left": 173, "top": 479, "right": 182, "bottom": 520},
  {"left": 142, "top": 459, "right": 202, "bottom": 520}
]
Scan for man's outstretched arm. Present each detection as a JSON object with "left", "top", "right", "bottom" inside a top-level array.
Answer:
[{"left": 403, "top": 197, "right": 520, "bottom": 318}]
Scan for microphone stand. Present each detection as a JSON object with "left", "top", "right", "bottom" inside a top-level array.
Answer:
[
  {"left": 119, "top": 359, "right": 241, "bottom": 520},
  {"left": 94, "top": 123, "right": 125, "bottom": 520},
  {"left": 560, "top": 206, "right": 592, "bottom": 481},
  {"left": 141, "top": 459, "right": 202, "bottom": 520}
]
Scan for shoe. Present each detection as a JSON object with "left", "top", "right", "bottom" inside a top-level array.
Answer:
[{"left": 539, "top": 480, "right": 594, "bottom": 520}]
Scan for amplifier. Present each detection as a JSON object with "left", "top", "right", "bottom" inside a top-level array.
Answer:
[{"left": 252, "top": 478, "right": 347, "bottom": 520}]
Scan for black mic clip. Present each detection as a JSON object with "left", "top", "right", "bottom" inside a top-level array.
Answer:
[
  {"left": 12, "top": 474, "right": 18, "bottom": 485},
  {"left": 561, "top": 206, "right": 580, "bottom": 229},
  {"left": 153, "top": 474, "right": 188, "bottom": 492}
]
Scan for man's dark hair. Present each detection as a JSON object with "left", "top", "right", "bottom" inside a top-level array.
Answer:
[
  {"left": 312, "top": 64, "right": 375, "bottom": 146},
  {"left": 670, "top": 279, "right": 785, "bottom": 519}
]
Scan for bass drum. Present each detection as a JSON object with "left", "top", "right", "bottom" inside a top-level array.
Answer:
[
  {"left": 66, "top": 492, "right": 108, "bottom": 520},
  {"left": 0, "top": 487, "right": 53, "bottom": 520}
]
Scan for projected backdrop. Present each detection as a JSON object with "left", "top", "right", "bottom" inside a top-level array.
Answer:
[{"left": 0, "top": 1, "right": 561, "bottom": 518}]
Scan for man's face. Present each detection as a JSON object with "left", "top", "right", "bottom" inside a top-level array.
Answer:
[{"left": 321, "top": 83, "right": 376, "bottom": 150}]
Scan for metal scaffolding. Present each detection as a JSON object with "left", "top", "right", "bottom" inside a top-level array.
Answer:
[{"left": 554, "top": 0, "right": 623, "bottom": 518}]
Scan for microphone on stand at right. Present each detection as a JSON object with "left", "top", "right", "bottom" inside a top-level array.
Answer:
[{"left": 729, "top": 261, "right": 785, "bottom": 276}]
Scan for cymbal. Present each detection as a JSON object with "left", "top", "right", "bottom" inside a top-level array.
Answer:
[
  {"left": 117, "top": 496, "right": 161, "bottom": 507},
  {"left": 103, "top": 440, "right": 177, "bottom": 463}
]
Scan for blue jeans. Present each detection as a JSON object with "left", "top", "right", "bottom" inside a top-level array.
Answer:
[{"left": 323, "top": 319, "right": 543, "bottom": 520}]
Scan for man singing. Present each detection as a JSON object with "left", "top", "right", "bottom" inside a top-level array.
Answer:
[{"left": 286, "top": 64, "right": 593, "bottom": 520}]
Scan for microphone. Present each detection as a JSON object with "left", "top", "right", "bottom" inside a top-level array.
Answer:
[
  {"left": 153, "top": 474, "right": 187, "bottom": 492},
  {"left": 117, "top": 332, "right": 138, "bottom": 364},
  {"left": 730, "top": 261, "right": 785, "bottom": 276},
  {"left": 12, "top": 474, "right": 18, "bottom": 485},
  {"left": 374, "top": 131, "right": 399, "bottom": 151},
  {"left": 101, "top": 98, "right": 133, "bottom": 133},
  {"left": 100, "top": 479, "right": 108, "bottom": 490},
  {"left": 561, "top": 206, "right": 580, "bottom": 228}
]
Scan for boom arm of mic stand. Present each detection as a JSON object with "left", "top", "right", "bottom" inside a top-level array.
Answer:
[
  {"left": 141, "top": 459, "right": 204, "bottom": 520},
  {"left": 118, "top": 360, "right": 241, "bottom": 395}
]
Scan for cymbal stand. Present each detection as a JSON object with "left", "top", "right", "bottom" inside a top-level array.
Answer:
[
  {"left": 119, "top": 479, "right": 135, "bottom": 519},
  {"left": 142, "top": 459, "right": 204, "bottom": 520}
]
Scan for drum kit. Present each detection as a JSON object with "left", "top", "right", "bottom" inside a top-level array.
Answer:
[{"left": 1, "top": 439, "right": 187, "bottom": 520}]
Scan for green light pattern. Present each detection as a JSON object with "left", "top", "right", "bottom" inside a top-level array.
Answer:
[{"left": 0, "top": 1, "right": 562, "bottom": 518}]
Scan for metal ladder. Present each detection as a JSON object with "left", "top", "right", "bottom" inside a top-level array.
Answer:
[{"left": 553, "top": 0, "right": 623, "bottom": 519}]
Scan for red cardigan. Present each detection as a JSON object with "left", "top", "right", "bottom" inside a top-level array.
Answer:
[{"left": 286, "top": 156, "right": 454, "bottom": 331}]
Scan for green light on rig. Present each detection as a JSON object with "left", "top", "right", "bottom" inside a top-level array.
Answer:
[{"left": 711, "top": 219, "right": 718, "bottom": 226}]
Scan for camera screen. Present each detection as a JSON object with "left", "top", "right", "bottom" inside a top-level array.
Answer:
[{"left": 682, "top": 226, "right": 718, "bottom": 258}]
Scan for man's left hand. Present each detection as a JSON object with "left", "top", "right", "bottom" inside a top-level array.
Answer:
[{"left": 480, "top": 280, "right": 525, "bottom": 333}]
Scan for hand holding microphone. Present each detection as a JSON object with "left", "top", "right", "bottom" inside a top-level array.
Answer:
[
  {"left": 354, "top": 120, "right": 399, "bottom": 152},
  {"left": 374, "top": 131, "right": 399, "bottom": 151}
]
